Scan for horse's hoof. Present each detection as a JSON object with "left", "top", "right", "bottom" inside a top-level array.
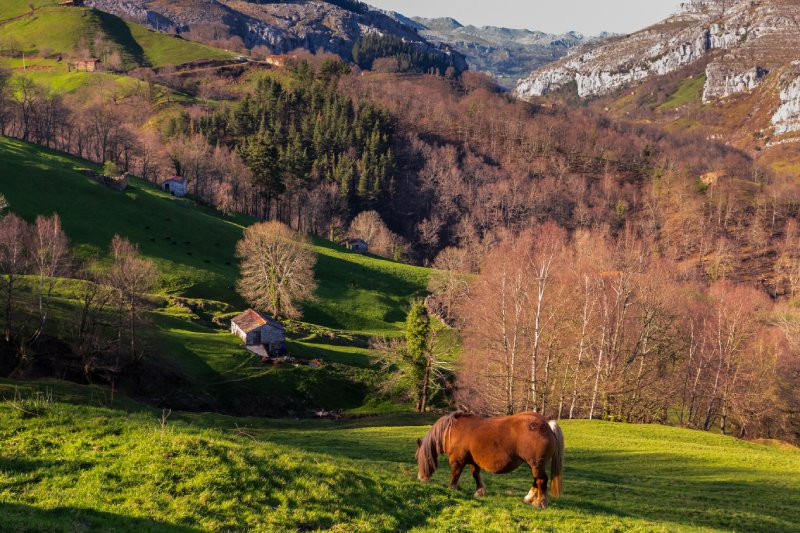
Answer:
[{"left": 474, "top": 488, "right": 487, "bottom": 498}]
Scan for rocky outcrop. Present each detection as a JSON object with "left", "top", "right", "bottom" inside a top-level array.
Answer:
[
  {"left": 515, "top": 0, "right": 800, "bottom": 108},
  {"left": 79, "top": 169, "right": 128, "bottom": 191},
  {"left": 703, "top": 64, "right": 769, "bottom": 102},
  {"left": 772, "top": 67, "right": 800, "bottom": 135}
]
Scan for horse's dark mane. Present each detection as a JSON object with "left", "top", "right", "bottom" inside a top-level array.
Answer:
[{"left": 416, "top": 412, "right": 468, "bottom": 478}]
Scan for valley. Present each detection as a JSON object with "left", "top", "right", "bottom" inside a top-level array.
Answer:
[{"left": 1, "top": 0, "right": 800, "bottom": 531}]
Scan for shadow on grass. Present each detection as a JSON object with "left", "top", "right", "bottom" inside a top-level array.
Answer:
[
  {"left": 0, "top": 457, "right": 93, "bottom": 474},
  {"left": 305, "top": 242, "right": 428, "bottom": 332},
  {"left": 287, "top": 341, "right": 372, "bottom": 367},
  {"left": 534, "top": 449, "right": 799, "bottom": 532},
  {"left": 0, "top": 502, "right": 199, "bottom": 532},
  {"left": 245, "top": 431, "right": 800, "bottom": 532}
]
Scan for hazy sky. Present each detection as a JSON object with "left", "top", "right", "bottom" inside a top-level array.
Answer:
[{"left": 367, "top": 0, "right": 683, "bottom": 35}]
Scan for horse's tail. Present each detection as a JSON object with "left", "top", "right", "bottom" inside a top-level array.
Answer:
[
  {"left": 417, "top": 412, "right": 461, "bottom": 480},
  {"left": 548, "top": 420, "right": 565, "bottom": 497}
]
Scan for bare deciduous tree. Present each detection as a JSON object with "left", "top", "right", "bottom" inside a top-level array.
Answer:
[
  {"left": 428, "top": 246, "right": 469, "bottom": 323},
  {"left": 0, "top": 214, "right": 30, "bottom": 342},
  {"left": 29, "top": 214, "right": 69, "bottom": 342},
  {"left": 106, "top": 235, "right": 157, "bottom": 360},
  {"left": 236, "top": 221, "right": 317, "bottom": 319}
]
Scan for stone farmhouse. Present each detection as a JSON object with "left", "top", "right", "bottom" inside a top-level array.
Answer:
[
  {"left": 230, "top": 309, "right": 286, "bottom": 357},
  {"left": 72, "top": 58, "right": 100, "bottom": 72}
]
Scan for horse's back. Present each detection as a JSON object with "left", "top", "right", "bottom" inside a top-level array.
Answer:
[{"left": 452, "top": 412, "right": 555, "bottom": 474}]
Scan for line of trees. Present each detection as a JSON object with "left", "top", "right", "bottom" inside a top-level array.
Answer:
[
  {"left": 5, "top": 50, "right": 800, "bottom": 287},
  {"left": 0, "top": 209, "right": 156, "bottom": 380},
  {"left": 452, "top": 224, "right": 800, "bottom": 443}
]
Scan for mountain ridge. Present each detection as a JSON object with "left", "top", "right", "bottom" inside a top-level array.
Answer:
[
  {"left": 83, "top": 0, "right": 466, "bottom": 72},
  {"left": 515, "top": 0, "right": 800, "bottom": 138},
  {"left": 409, "top": 15, "right": 609, "bottom": 85}
]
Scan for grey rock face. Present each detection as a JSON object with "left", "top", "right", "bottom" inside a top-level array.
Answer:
[
  {"left": 773, "top": 66, "right": 800, "bottom": 135},
  {"left": 703, "top": 64, "right": 769, "bottom": 102},
  {"left": 514, "top": 0, "right": 800, "bottom": 114}
]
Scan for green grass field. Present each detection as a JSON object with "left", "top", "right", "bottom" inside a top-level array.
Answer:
[
  {"left": 657, "top": 74, "right": 707, "bottom": 111},
  {"left": 0, "top": 381, "right": 798, "bottom": 532},
  {"left": 0, "top": 0, "right": 53, "bottom": 22},
  {"left": 0, "top": 136, "right": 429, "bottom": 332},
  {"left": 0, "top": 136, "right": 430, "bottom": 413},
  {"left": 0, "top": 6, "right": 231, "bottom": 69}
]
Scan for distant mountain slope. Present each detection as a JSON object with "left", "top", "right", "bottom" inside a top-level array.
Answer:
[
  {"left": 410, "top": 16, "right": 608, "bottom": 86},
  {"left": 85, "top": 0, "right": 466, "bottom": 72},
  {"left": 515, "top": 0, "right": 800, "bottom": 145},
  {"left": 0, "top": 4, "right": 232, "bottom": 70}
]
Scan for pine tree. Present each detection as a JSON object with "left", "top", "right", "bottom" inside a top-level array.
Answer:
[
  {"left": 240, "top": 130, "right": 283, "bottom": 215},
  {"left": 405, "top": 300, "right": 433, "bottom": 412}
]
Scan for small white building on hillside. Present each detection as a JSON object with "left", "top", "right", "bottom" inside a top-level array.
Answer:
[
  {"left": 161, "top": 176, "right": 187, "bottom": 197},
  {"left": 230, "top": 309, "right": 286, "bottom": 356},
  {"left": 345, "top": 238, "right": 369, "bottom": 254}
]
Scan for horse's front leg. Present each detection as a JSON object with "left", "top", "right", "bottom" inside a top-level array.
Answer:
[
  {"left": 470, "top": 464, "right": 486, "bottom": 497},
  {"left": 448, "top": 457, "right": 465, "bottom": 490}
]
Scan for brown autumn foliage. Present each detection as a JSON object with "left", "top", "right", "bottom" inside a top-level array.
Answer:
[
  {"left": 455, "top": 227, "right": 800, "bottom": 443},
  {"left": 3, "top": 58, "right": 800, "bottom": 439}
]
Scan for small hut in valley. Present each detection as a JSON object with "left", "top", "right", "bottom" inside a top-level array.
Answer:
[
  {"left": 230, "top": 309, "right": 286, "bottom": 356},
  {"left": 345, "top": 238, "right": 369, "bottom": 254}
]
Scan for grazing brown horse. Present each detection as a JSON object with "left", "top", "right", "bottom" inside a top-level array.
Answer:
[{"left": 415, "top": 412, "right": 564, "bottom": 509}]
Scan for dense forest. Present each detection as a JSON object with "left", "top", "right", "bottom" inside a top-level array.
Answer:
[
  {"left": 352, "top": 35, "right": 466, "bottom": 76},
  {"left": 195, "top": 61, "right": 396, "bottom": 221}
]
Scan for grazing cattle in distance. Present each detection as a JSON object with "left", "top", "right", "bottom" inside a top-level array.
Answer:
[{"left": 416, "top": 412, "right": 565, "bottom": 509}]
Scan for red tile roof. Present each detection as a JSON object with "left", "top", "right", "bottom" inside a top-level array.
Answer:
[{"left": 231, "top": 309, "right": 283, "bottom": 333}]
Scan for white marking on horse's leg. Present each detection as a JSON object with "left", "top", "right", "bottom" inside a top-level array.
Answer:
[{"left": 523, "top": 487, "right": 537, "bottom": 504}]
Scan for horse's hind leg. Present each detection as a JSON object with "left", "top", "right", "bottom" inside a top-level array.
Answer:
[
  {"left": 525, "top": 459, "right": 549, "bottom": 509},
  {"left": 448, "top": 457, "right": 465, "bottom": 490},
  {"left": 470, "top": 464, "right": 486, "bottom": 497}
]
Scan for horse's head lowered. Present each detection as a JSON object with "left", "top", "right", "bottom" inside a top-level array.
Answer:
[
  {"left": 415, "top": 413, "right": 459, "bottom": 482},
  {"left": 415, "top": 437, "right": 437, "bottom": 482}
]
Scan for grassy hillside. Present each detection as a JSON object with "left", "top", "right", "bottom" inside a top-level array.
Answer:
[
  {"left": 0, "top": 0, "right": 53, "bottom": 21},
  {"left": 0, "top": 6, "right": 231, "bottom": 69},
  {"left": 657, "top": 74, "right": 707, "bottom": 111},
  {"left": 1, "top": 380, "right": 798, "bottom": 532},
  {"left": 0, "top": 136, "right": 430, "bottom": 413},
  {"left": 0, "top": 136, "right": 430, "bottom": 332}
]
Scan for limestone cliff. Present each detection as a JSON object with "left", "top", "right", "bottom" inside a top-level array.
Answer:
[
  {"left": 515, "top": 0, "right": 800, "bottom": 136},
  {"left": 773, "top": 64, "right": 800, "bottom": 135}
]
